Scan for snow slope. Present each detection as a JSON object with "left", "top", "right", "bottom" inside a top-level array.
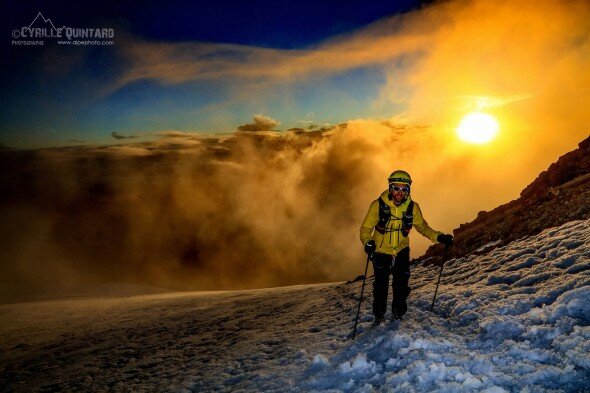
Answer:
[
  {"left": 305, "top": 219, "right": 590, "bottom": 392},
  {"left": 1, "top": 219, "right": 589, "bottom": 392}
]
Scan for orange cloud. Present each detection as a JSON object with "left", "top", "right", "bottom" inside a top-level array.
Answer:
[
  {"left": 237, "top": 114, "right": 281, "bottom": 131},
  {"left": 112, "top": 1, "right": 590, "bottom": 158},
  {"left": 112, "top": 13, "right": 431, "bottom": 89}
]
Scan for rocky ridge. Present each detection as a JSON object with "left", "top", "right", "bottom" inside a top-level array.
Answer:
[{"left": 418, "top": 135, "right": 590, "bottom": 263}]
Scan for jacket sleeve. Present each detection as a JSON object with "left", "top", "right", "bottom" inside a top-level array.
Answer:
[
  {"left": 360, "top": 200, "right": 379, "bottom": 245},
  {"left": 413, "top": 202, "right": 442, "bottom": 243}
]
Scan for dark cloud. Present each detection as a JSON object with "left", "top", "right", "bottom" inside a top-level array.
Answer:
[
  {"left": 111, "top": 132, "right": 139, "bottom": 140},
  {"left": 155, "top": 131, "right": 201, "bottom": 138}
]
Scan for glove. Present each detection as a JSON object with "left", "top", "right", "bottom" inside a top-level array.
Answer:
[
  {"left": 437, "top": 234, "right": 454, "bottom": 246},
  {"left": 364, "top": 240, "right": 376, "bottom": 255}
]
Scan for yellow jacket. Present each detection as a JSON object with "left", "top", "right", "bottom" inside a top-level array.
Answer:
[{"left": 360, "top": 190, "right": 442, "bottom": 255}]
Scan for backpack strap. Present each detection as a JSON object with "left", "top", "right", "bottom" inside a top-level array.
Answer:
[
  {"left": 401, "top": 200, "right": 414, "bottom": 237},
  {"left": 375, "top": 197, "right": 391, "bottom": 234}
]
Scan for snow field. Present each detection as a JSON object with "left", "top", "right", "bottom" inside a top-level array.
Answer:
[
  {"left": 0, "top": 219, "right": 588, "bottom": 392},
  {"left": 0, "top": 284, "right": 359, "bottom": 391},
  {"left": 304, "top": 219, "right": 590, "bottom": 392}
]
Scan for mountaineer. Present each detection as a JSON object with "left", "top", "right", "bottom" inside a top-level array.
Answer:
[{"left": 360, "top": 170, "right": 453, "bottom": 325}]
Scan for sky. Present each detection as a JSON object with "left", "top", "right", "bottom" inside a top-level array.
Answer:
[
  {"left": 1, "top": 0, "right": 590, "bottom": 294},
  {"left": 0, "top": 0, "right": 430, "bottom": 147},
  {"left": 1, "top": 0, "right": 589, "bottom": 153}
]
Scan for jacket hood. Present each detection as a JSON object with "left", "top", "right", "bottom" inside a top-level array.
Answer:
[{"left": 379, "top": 189, "right": 412, "bottom": 208}]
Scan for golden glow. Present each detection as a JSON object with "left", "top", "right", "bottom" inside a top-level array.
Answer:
[{"left": 456, "top": 113, "right": 499, "bottom": 144}]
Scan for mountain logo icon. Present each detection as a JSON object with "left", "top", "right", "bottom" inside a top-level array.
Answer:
[{"left": 27, "top": 12, "right": 59, "bottom": 32}]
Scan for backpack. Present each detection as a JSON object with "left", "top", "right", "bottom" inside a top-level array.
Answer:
[{"left": 374, "top": 197, "right": 414, "bottom": 237}]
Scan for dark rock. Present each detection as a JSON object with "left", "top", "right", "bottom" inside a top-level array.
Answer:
[{"left": 418, "top": 134, "right": 590, "bottom": 263}]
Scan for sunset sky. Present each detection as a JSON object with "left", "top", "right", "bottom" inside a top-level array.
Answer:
[
  {"left": 1, "top": 0, "right": 586, "bottom": 150},
  {"left": 1, "top": 0, "right": 589, "bottom": 293}
]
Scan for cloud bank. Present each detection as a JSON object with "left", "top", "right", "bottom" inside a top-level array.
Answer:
[
  {"left": 0, "top": 122, "right": 453, "bottom": 299},
  {"left": 2, "top": 119, "right": 588, "bottom": 300}
]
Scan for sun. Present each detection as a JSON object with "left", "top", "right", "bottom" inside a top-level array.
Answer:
[{"left": 456, "top": 113, "right": 499, "bottom": 144}]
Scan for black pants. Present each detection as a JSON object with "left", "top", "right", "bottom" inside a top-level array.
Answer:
[{"left": 372, "top": 248, "right": 411, "bottom": 319}]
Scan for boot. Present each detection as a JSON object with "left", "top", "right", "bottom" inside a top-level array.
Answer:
[{"left": 372, "top": 315, "right": 385, "bottom": 327}]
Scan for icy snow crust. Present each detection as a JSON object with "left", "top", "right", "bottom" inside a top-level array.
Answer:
[
  {"left": 0, "top": 219, "right": 589, "bottom": 391},
  {"left": 305, "top": 219, "right": 590, "bottom": 392}
]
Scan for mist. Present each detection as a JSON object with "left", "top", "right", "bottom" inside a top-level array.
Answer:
[{"left": 0, "top": 122, "right": 461, "bottom": 298}]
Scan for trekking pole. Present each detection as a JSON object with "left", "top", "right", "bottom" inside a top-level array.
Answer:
[
  {"left": 352, "top": 254, "right": 371, "bottom": 340},
  {"left": 430, "top": 244, "right": 449, "bottom": 312}
]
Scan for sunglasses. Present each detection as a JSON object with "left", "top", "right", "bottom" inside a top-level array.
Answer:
[{"left": 390, "top": 185, "right": 410, "bottom": 193}]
